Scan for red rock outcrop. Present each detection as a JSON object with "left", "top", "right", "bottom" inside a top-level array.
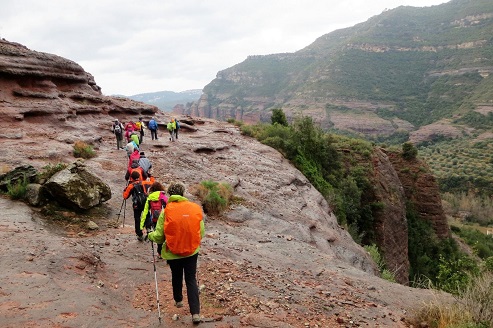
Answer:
[{"left": 0, "top": 38, "right": 158, "bottom": 123}]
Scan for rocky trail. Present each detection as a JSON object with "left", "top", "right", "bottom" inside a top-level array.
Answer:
[{"left": 0, "top": 115, "right": 447, "bottom": 328}]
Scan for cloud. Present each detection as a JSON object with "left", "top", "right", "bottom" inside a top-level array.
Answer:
[{"left": 0, "top": 0, "right": 449, "bottom": 95}]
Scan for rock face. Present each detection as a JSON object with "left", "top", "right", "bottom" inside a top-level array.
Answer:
[
  {"left": 0, "top": 39, "right": 158, "bottom": 123},
  {"left": 371, "top": 148, "right": 410, "bottom": 285},
  {"left": 44, "top": 160, "right": 111, "bottom": 210},
  {"left": 388, "top": 151, "right": 450, "bottom": 239}
]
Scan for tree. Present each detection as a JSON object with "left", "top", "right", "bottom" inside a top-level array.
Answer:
[
  {"left": 271, "top": 108, "right": 288, "bottom": 126},
  {"left": 402, "top": 142, "right": 418, "bottom": 160}
]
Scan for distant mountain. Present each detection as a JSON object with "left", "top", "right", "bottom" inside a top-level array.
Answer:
[
  {"left": 177, "top": 0, "right": 493, "bottom": 144},
  {"left": 123, "top": 89, "right": 202, "bottom": 111}
]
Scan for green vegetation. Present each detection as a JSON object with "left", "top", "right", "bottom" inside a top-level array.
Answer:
[
  {"left": 410, "top": 273, "right": 493, "bottom": 328},
  {"left": 73, "top": 141, "right": 96, "bottom": 159},
  {"left": 364, "top": 244, "right": 396, "bottom": 283},
  {"left": 194, "top": 180, "right": 233, "bottom": 215},
  {"left": 419, "top": 137, "right": 493, "bottom": 197},
  {"left": 37, "top": 163, "right": 67, "bottom": 181},
  {"left": 6, "top": 174, "right": 28, "bottom": 200},
  {"left": 271, "top": 108, "right": 288, "bottom": 126}
]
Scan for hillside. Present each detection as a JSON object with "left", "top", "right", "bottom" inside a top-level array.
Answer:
[
  {"left": 0, "top": 40, "right": 453, "bottom": 327},
  {"left": 176, "top": 0, "right": 493, "bottom": 145}
]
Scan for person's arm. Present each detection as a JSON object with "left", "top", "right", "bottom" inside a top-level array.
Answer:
[
  {"left": 140, "top": 199, "right": 150, "bottom": 231},
  {"left": 122, "top": 184, "right": 133, "bottom": 199}
]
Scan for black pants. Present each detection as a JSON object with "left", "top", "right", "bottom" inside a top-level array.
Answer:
[
  {"left": 150, "top": 129, "right": 158, "bottom": 140},
  {"left": 168, "top": 253, "right": 200, "bottom": 315},
  {"left": 133, "top": 207, "right": 143, "bottom": 237},
  {"left": 116, "top": 135, "right": 124, "bottom": 149},
  {"left": 140, "top": 130, "right": 144, "bottom": 144}
]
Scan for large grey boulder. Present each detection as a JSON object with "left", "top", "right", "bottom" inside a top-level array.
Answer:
[{"left": 44, "top": 160, "right": 111, "bottom": 210}]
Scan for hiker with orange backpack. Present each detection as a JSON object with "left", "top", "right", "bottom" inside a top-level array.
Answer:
[
  {"left": 140, "top": 181, "right": 168, "bottom": 255},
  {"left": 146, "top": 183, "right": 204, "bottom": 324},
  {"left": 123, "top": 171, "right": 154, "bottom": 241}
]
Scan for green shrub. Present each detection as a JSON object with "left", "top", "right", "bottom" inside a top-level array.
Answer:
[
  {"left": 402, "top": 142, "right": 418, "bottom": 160},
  {"left": 73, "top": 141, "right": 96, "bottom": 159},
  {"left": 6, "top": 174, "right": 28, "bottom": 200},
  {"left": 194, "top": 180, "right": 233, "bottom": 215},
  {"left": 37, "top": 163, "right": 67, "bottom": 181},
  {"left": 271, "top": 108, "right": 288, "bottom": 126},
  {"left": 364, "top": 244, "right": 396, "bottom": 283}
]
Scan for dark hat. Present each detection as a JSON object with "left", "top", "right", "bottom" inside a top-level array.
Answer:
[{"left": 140, "top": 151, "right": 145, "bottom": 156}]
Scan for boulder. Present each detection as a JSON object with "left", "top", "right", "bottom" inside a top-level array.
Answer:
[
  {"left": 25, "top": 183, "right": 46, "bottom": 206},
  {"left": 0, "top": 165, "right": 37, "bottom": 192},
  {"left": 43, "top": 160, "right": 111, "bottom": 210}
]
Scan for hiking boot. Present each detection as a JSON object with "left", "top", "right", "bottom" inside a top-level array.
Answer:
[
  {"left": 175, "top": 301, "right": 183, "bottom": 308},
  {"left": 137, "top": 235, "right": 144, "bottom": 242},
  {"left": 192, "top": 314, "right": 201, "bottom": 324}
]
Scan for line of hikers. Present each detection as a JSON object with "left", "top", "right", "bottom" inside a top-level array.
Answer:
[
  {"left": 111, "top": 117, "right": 181, "bottom": 150},
  {"left": 114, "top": 117, "right": 202, "bottom": 324}
]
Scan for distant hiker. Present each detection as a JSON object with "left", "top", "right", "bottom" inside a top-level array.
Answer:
[
  {"left": 125, "top": 121, "right": 137, "bottom": 133},
  {"left": 167, "top": 119, "right": 177, "bottom": 142},
  {"left": 130, "top": 130, "right": 140, "bottom": 148},
  {"left": 112, "top": 119, "right": 124, "bottom": 150},
  {"left": 140, "top": 181, "right": 168, "bottom": 255},
  {"left": 125, "top": 128, "right": 133, "bottom": 143},
  {"left": 146, "top": 183, "right": 204, "bottom": 324},
  {"left": 123, "top": 171, "right": 153, "bottom": 241},
  {"left": 174, "top": 118, "right": 181, "bottom": 140},
  {"left": 136, "top": 117, "right": 145, "bottom": 144},
  {"left": 148, "top": 117, "right": 158, "bottom": 140},
  {"left": 125, "top": 140, "right": 139, "bottom": 158},
  {"left": 138, "top": 151, "right": 152, "bottom": 177},
  {"left": 125, "top": 159, "right": 148, "bottom": 182}
]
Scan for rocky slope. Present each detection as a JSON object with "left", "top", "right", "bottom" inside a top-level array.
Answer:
[{"left": 0, "top": 39, "right": 452, "bottom": 327}]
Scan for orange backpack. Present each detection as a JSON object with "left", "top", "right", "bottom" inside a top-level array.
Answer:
[{"left": 164, "top": 201, "right": 203, "bottom": 256}]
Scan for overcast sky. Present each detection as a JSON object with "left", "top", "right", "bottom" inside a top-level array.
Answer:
[{"left": 1, "top": 0, "right": 449, "bottom": 96}]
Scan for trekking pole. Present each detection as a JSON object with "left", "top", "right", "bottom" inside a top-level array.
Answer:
[
  {"left": 115, "top": 198, "right": 125, "bottom": 225},
  {"left": 122, "top": 199, "right": 126, "bottom": 228},
  {"left": 150, "top": 240, "right": 162, "bottom": 323}
]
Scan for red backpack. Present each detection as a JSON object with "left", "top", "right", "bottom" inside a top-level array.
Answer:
[{"left": 149, "top": 192, "right": 167, "bottom": 223}]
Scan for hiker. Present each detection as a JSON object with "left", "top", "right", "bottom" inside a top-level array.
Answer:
[
  {"left": 123, "top": 171, "right": 153, "bottom": 241},
  {"left": 138, "top": 151, "right": 152, "bottom": 177},
  {"left": 125, "top": 121, "right": 137, "bottom": 133},
  {"left": 140, "top": 181, "right": 168, "bottom": 255},
  {"left": 174, "top": 118, "right": 181, "bottom": 140},
  {"left": 112, "top": 119, "right": 125, "bottom": 150},
  {"left": 146, "top": 183, "right": 204, "bottom": 324},
  {"left": 167, "top": 118, "right": 177, "bottom": 142},
  {"left": 125, "top": 140, "right": 139, "bottom": 158},
  {"left": 128, "top": 148, "right": 141, "bottom": 171},
  {"left": 125, "top": 159, "right": 148, "bottom": 182},
  {"left": 148, "top": 117, "right": 158, "bottom": 140},
  {"left": 136, "top": 117, "right": 145, "bottom": 144},
  {"left": 130, "top": 130, "right": 140, "bottom": 148},
  {"left": 125, "top": 128, "right": 133, "bottom": 143}
]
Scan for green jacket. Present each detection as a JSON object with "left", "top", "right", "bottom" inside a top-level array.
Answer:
[
  {"left": 130, "top": 133, "right": 140, "bottom": 146},
  {"left": 148, "top": 195, "right": 205, "bottom": 260},
  {"left": 140, "top": 191, "right": 164, "bottom": 231}
]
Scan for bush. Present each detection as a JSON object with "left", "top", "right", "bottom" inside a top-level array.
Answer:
[
  {"left": 6, "top": 174, "right": 28, "bottom": 200},
  {"left": 410, "top": 272, "right": 493, "bottom": 328},
  {"left": 73, "top": 141, "right": 96, "bottom": 159},
  {"left": 271, "top": 108, "right": 288, "bottom": 126},
  {"left": 402, "top": 142, "right": 418, "bottom": 160},
  {"left": 37, "top": 163, "right": 67, "bottom": 181},
  {"left": 364, "top": 244, "right": 396, "bottom": 283},
  {"left": 194, "top": 180, "right": 233, "bottom": 215}
]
